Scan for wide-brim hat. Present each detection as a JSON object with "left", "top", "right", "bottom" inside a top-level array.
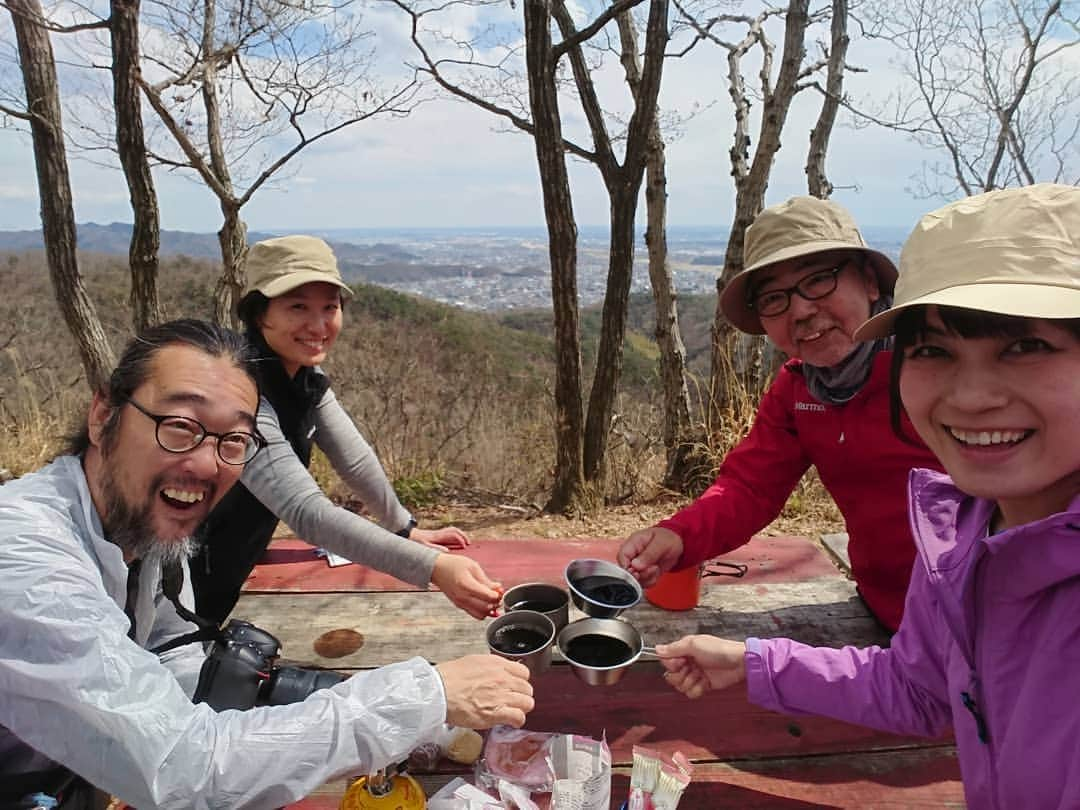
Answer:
[
  {"left": 719, "top": 196, "right": 898, "bottom": 335},
  {"left": 241, "top": 235, "right": 353, "bottom": 300},
  {"left": 855, "top": 183, "right": 1080, "bottom": 341}
]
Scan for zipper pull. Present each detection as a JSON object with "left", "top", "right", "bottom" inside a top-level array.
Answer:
[{"left": 960, "top": 690, "right": 989, "bottom": 744}]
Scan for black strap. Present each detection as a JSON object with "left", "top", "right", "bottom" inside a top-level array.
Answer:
[
  {"left": 149, "top": 560, "right": 223, "bottom": 655},
  {"left": 123, "top": 560, "right": 143, "bottom": 640}
]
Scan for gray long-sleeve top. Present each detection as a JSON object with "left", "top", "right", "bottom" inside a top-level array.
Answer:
[{"left": 241, "top": 385, "right": 440, "bottom": 587}]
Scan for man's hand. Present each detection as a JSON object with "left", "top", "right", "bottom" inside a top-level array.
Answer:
[
  {"left": 411, "top": 526, "right": 470, "bottom": 550},
  {"left": 655, "top": 635, "right": 747, "bottom": 698},
  {"left": 617, "top": 527, "right": 684, "bottom": 587},
  {"left": 431, "top": 554, "right": 502, "bottom": 619},
  {"left": 436, "top": 655, "right": 534, "bottom": 729}
]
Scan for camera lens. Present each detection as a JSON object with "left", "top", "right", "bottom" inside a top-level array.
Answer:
[{"left": 264, "top": 665, "right": 346, "bottom": 705}]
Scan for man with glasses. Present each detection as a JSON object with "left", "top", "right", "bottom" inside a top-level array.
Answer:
[
  {"left": 0, "top": 319, "right": 533, "bottom": 809},
  {"left": 618, "top": 196, "right": 942, "bottom": 633}
]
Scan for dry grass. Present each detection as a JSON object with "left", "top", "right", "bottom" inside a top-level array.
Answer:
[{"left": 0, "top": 249, "right": 841, "bottom": 538}]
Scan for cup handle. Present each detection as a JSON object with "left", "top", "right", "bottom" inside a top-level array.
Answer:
[{"left": 701, "top": 561, "right": 748, "bottom": 579}]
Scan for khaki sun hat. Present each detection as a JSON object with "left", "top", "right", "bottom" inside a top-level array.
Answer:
[
  {"left": 719, "top": 196, "right": 898, "bottom": 334},
  {"left": 241, "top": 235, "right": 353, "bottom": 300},
  {"left": 855, "top": 183, "right": 1080, "bottom": 341}
]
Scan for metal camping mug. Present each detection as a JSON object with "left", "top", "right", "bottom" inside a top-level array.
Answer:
[
  {"left": 501, "top": 582, "right": 570, "bottom": 633},
  {"left": 485, "top": 610, "right": 555, "bottom": 674}
]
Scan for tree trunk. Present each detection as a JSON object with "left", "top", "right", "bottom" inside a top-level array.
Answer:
[
  {"left": 613, "top": 6, "right": 694, "bottom": 490},
  {"left": 643, "top": 131, "right": 695, "bottom": 491},
  {"left": 10, "top": 0, "right": 115, "bottom": 391},
  {"left": 577, "top": 0, "right": 668, "bottom": 487},
  {"left": 709, "top": 0, "right": 810, "bottom": 427},
  {"left": 112, "top": 0, "right": 164, "bottom": 330},
  {"left": 214, "top": 202, "right": 247, "bottom": 327},
  {"left": 583, "top": 185, "right": 642, "bottom": 483},
  {"left": 524, "top": 0, "right": 590, "bottom": 515},
  {"left": 805, "top": 0, "right": 848, "bottom": 198}
]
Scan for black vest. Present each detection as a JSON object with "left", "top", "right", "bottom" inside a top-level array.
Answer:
[{"left": 189, "top": 333, "right": 331, "bottom": 624}]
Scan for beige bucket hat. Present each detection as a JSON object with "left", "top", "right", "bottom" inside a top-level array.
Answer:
[
  {"left": 855, "top": 183, "right": 1080, "bottom": 341},
  {"left": 719, "top": 196, "right": 898, "bottom": 334},
  {"left": 242, "top": 235, "right": 353, "bottom": 300}
]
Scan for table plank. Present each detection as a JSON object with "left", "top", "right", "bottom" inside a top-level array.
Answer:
[
  {"left": 242, "top": 535, "right": 841, "bottom": 593},
  {"left": 233, "top": 576, "right": 887, "bottom": 671}
]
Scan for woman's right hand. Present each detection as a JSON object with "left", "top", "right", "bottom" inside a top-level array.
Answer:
[
  {"left": 654, "top": 635, "right": 747, "bottom": 698},
  {"left": 617, "top": 527, "right": 683, "bottom": 587},
  {"left": 431, "top": 554, "right": 503, "bottom": 619}
]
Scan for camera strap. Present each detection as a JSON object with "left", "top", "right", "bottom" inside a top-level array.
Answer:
[{"left": 149, "top": 559, "right": 225, "bottom": 655}]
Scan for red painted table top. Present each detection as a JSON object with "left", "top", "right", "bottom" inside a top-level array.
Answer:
[{"left": 243, "top": 534, "right": 840, "bottom": 593}]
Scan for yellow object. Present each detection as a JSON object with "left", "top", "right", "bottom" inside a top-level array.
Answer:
[{"left": 339, "top": 773, "right": 427, "bottom": 810}]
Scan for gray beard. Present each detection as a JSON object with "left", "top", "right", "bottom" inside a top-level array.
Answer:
[{"left": 99, "top": 463, "right": 201, "bottom": 566}]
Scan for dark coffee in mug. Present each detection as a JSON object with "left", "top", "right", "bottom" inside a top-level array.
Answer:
[
  {"left": 510, "top": 599, "right": 561, "bottom": 613},
  {"left": 572, "top": 575, "right": 638, "bottom": 606},
  {"left": 563, "top": 634, "right": 634, "bottom": 667},
  {"left": 489, "top": 624, "right": 548, "bottom": 655}
]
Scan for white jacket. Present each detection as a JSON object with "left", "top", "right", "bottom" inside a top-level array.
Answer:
[{"left": 0, "top": 455, "right": 446, "bottom": 809}]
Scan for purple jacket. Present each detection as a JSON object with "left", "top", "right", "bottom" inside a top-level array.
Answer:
[{"left": 746, "top": 468, "right": 1080, "bottom": 809}]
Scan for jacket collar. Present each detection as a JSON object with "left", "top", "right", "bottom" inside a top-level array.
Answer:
[{"left": 909, "top": 467, "right": 1080, "bottom": 599}]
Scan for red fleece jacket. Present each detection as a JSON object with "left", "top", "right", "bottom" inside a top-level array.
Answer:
[{"left": 659, "top": 351, "right": 942, "bottom": 631}]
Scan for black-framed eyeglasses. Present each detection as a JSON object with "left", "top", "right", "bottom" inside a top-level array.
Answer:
[
  {"left": 124, "top": 398, "right": 266, "bottom": 465},
  {"left": 749, "top": 264, "right": 849, "bottom": 318}
]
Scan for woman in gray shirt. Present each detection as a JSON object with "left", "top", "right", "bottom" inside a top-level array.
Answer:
[{"left": 190, "top": 235, "right": 502, "bottom": 624}]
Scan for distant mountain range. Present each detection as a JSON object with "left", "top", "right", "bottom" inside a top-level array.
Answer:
[{"left": 0, "top": 222, "right": 425, "bottom": 265}]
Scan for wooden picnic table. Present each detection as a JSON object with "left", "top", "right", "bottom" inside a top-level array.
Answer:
[{"left": 235, "top": 534, "right": 964, "bottom": 809}]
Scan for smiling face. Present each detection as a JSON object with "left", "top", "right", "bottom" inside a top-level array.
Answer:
[
  {"left": 85, "top": 344, "right": 259, "bottom": 561},
  {"left": 899, "top": 307, "right": 1080, "bottom": 529},
  {"left": 752, "top": 250, "right": 881, "bottom": 368},
  {"left": 257, "top": 282, "right": 343, "bottom": 376}
]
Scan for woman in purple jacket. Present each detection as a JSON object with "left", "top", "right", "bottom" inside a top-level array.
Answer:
[{"left": 654, "top": 183, "right": 1080, "bottom": 809}]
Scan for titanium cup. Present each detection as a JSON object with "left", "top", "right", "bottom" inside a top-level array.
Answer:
[
  {"left": 485, "top": 610, "right": 555, "bottom": 674},
  {"left": 501, "top": 582, "right": 571, "bottom": 633},
  {"left": 556, "top": 617, "right": 646, "bottom": 686},
  {"left": 564, "top": 558, "right": 643, "bottom": 619}
]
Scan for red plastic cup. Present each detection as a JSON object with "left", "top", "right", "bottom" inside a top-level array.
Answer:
[{"left": 644, "top": 565, "right": 700, "bottom": 611}]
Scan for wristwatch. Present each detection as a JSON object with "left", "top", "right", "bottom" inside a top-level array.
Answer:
[{"left": 396, "top": 516, "right": 418, "bottom": 538}]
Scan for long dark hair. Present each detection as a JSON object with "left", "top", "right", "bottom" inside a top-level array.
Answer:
[
  {"left": 66, "top": 319, "right": 257, "bottom": 456},
  {"left": 888, "top": 306, "right": 1080, "bottom": 442}
]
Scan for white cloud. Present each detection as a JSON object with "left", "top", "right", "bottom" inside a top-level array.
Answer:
[{"left": 0, "top": 1, "right": 1070, "bottom": 235}]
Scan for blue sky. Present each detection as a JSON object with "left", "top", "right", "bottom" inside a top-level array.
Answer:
[{"left": 0, "top": 4, "right": 992, "bottom": 237}]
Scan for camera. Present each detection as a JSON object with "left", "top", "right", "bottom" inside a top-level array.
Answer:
[{"left": 193, "top": 619, "right": 346, "bottom": 711}]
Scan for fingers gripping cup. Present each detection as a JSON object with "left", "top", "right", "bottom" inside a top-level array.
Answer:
[{"left": 486, "top": 610, "right": 556, "bottom": 674}]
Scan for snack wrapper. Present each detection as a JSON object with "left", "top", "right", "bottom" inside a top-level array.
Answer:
[{"left": 475, "top": 726, "right": 611, "bottom": 810}]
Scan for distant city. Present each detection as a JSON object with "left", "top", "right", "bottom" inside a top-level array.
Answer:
[
  {"left": 0, "top": 222, "right": 909, "bottom": 313},
  {"left": 309, "top": 224, "right": 907, "bottom": 312}
]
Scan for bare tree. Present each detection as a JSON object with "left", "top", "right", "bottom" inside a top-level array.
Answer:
[
  {"left": 616, "top": 10, "right": 695, "bottom": 491},
  {"left": 4, "top": 0, "right": 115, "bottom": 390},
  {"left": 112, "top": 0, "right": 164, "bottom": 330},
  {"left": 390, "top": 0, "right": 668, "bottom": 513},
  {"left": 806, "top": 0, "right": 849, "bottom": 197},
  {"left": 858, "top": 0, "right": 1080, "bottom": 196},
  {"left": 132, "top": 0, "right": 422, "bottom": 324},
  {"left": 673, "top": 1, "right": 852, "bottom": 421}
]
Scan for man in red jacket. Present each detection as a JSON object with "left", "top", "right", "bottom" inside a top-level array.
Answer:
[{"left": 618, "top": 196, "right": 941, "bottom": 631}]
